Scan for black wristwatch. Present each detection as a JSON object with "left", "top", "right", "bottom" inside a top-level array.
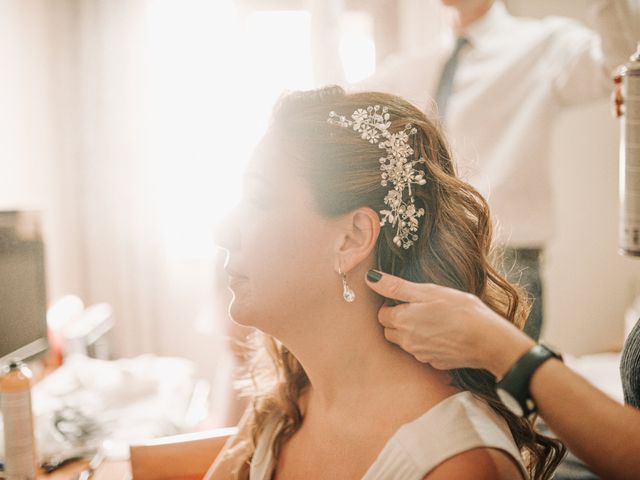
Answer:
[{"left": 496, "top": 343, "right": 563, "bottom": 417}]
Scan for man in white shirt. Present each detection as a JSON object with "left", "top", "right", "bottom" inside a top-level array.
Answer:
[{"left": 359, "top": 0, "right": 636, "bottom": 340}]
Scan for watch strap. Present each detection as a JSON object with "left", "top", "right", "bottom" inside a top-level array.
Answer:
[{"left": 496, "top": 343, "right": 562, "bottom": 416}]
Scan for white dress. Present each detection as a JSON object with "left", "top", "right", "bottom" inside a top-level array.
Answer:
[{"left": 249, "top": 391, "right": 529, "bottom": 479}]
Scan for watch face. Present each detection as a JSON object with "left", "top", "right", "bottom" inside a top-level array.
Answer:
[{"left": 497, "top": 388, "right": 524, "bottom": 416}]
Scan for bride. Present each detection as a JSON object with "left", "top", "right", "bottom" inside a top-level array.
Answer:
[{"left": 206, "top": 86, "right": 564, "bottom": 479}]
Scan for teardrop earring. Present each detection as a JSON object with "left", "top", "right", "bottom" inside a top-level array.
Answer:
[{"left": 339, "top": 267, "right": 356, "bottom": 303}]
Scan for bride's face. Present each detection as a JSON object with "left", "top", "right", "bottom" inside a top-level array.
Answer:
[{"left": 217, "top": 136, "right": 339, "bottom": 336}]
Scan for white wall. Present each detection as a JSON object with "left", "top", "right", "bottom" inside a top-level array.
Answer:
[
  {"left": 398, "top": 0, "right": 640, "bottom": 355},
  {"left": 545, "top": 102, "right": 639, "bottom": 354},
  {"left": 0, "top": 1, "right": 53, "bottom": 210},
  {"left": 468, "top": 0, "right": 640, "bottom": 354},
  {"left": 0, "top": 0, "right": 86, "bottom": 306},
  {"left": 505, "top": 0, "right": 640, "bottom": 354},
  {"left": 3, "top": 0, "right": 638, "bottom": 358}
]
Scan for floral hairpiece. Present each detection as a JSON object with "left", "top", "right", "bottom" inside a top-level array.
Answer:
[{"left": 327, "top": 105, "right": 426, "bottom": 249}]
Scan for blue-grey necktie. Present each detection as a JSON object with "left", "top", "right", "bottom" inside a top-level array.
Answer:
[{"left": 434, "top": 37, "right": 469, "bottom": 118}]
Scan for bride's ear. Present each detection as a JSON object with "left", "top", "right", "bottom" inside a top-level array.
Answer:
[{"left": 334, "top": 207, "right": 380, "bottom": 272}]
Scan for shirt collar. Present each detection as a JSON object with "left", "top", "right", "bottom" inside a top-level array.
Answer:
[{"left": 460, "top": 1, "right": 510, "bottom": 49}]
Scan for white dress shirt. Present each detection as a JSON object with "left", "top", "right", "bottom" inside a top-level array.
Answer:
[{"left": 357, "top": 1, "right": 635, "bottom": 247}]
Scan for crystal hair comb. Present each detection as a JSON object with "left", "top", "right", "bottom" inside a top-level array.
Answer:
[{"left": 327, "top": 105, "right": 426, "bottom": 249}]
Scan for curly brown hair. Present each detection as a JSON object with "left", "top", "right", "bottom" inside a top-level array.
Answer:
[{"left": 226, "top": 85, "right": 565, "bottom": 479}]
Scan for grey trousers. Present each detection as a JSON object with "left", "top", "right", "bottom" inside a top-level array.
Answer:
[{"left": 499, "top": 248, "right": 543, "bottom": 341}]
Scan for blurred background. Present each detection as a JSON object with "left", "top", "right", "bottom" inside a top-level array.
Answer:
[{"left": 1, "top": 0, "right": 639, "bottom": 421}]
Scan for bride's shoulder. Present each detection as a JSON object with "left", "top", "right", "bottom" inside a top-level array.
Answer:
[{"left": 391, "top": 392, "right": 529, "bottom": 480}]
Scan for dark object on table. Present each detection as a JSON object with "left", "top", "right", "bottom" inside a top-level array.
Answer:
[
  {"left": 0, "top": 210, "right": 48, "bottom": 364},
  {"left": 41, "top": 456, "right": 83, "bottom": 473}
]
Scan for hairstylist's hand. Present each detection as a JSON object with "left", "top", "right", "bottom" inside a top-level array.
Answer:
[{"left": 365, "top": 270, "right": 535, "bottom": 378}]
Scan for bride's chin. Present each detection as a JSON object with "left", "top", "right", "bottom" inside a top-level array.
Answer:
[
  {"left": 228, "top": 301, "right": 281, "bottom": 336},
  {"left": 228, "top": 297, "right": 258, "bottom": 328},
  {"left": 228, "top": 301, "right": 248, "bottom": 325}
]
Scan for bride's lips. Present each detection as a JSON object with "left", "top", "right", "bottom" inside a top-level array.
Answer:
[{"left": 224, "top": 266, "right": 248, "bottom": 287}]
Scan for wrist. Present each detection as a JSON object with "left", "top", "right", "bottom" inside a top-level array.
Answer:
[
  {"left": 487, "top": 328, "right": 535, "bottom": 379},
  {"left": 495, "top": 342, "right": 563, "bottom": 417}
]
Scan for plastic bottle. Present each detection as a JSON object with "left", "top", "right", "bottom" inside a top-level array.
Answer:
[{"left": 0, "top": 360, "right": 37, "bottom": 480}]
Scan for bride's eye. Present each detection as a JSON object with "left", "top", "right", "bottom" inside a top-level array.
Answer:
[
  {"left": 242, "top": 176, "right": 273, "bottom": 209},
  {"left": 246, "top": 192, "right": 271, "bottom": 208}
]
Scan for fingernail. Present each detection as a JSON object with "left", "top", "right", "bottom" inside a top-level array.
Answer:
[{"left": 366, "top": 270, "right": 382, "bottom": 282}]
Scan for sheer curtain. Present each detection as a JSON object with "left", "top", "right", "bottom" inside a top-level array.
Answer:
[
  {"left": 39, "top": 0, "right": 640, "bottom": 386},
  {"left": 44, "top": 0, "right": 360, "bottom": 387}
]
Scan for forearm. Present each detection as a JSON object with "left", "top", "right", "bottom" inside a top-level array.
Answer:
[
  {"left": 529, "top": 359, "right": 640, "bottom": 480},
  {"left": 367, "top": 274, "right": 640, "bottom": 478},
  {"left": 552, "top": 0, "right": 638, "bottom": 105},
  {"left": 487, "top": 329, "right": 640, "bottom": 480}
]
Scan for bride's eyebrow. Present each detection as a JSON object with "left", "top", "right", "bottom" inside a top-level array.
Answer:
[
  {"left": 242, "top": 171, "right": 273, "bottom": 190},
  {"left": 243, "top": 171, "right": 267, "bottom": 182}
]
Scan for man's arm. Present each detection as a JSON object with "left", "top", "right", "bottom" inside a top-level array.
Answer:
[
  {"left": 552, "top": 0, "right": 637, "bottom": 106},
  {"left": 591, "top": 0, "right": 637, "bottom": 73}
]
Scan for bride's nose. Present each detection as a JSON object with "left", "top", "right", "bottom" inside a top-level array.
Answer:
[{"left": 213, "top": 205, "right": 240, "bottom": 252}]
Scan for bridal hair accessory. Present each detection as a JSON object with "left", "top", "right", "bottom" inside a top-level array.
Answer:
[
  {"left": 327, "top": 105, "right": 426, "bottom": 249},
  {"left": 339, "top": 267, "right": 355, "bottom": 303}
]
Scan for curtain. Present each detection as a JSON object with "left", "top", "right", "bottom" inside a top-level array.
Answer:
[{"left": 43, "top": 0, "right": 358, "bottom": 385}]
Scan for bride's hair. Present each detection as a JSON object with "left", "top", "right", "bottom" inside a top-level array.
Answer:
[{"left": 228, "top": 85, "right": 565, "bottom": 479}]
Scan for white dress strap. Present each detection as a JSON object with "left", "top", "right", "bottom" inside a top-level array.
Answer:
[
  {"left": 250, "top": 391, "right": 529, "bottom": 480},
  {"left": 250, "top": 416, "right": 280, "bottom": 480},
  {"left": 361, "top": 391, "right": 529, "bottom": 479}
]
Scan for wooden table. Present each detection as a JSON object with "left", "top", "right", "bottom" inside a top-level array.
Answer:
[
  {"left": 37, "top": 460, "right": 131, "bottom": 480},
  {"left": 30, "top": 361, "right": 131, "bottom": 479},
  {"left": 31, "top": 358, "right": 221, "bottom": 479}
]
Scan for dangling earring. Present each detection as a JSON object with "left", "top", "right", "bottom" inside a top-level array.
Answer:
[{"left": 339, "top": 267, "right": 356, "bottom": 303}]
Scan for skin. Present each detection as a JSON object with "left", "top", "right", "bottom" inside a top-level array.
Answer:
[
  {"left": 366, "top": 270, "right": 640, "bottom": 480},
  {"left": 205, "top": 135, "right": 523, "bottom": 479},
  {"left": 440, "top": 0, "right": 494, "bottom": 32}
]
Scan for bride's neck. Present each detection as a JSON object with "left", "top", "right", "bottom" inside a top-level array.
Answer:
[{"left": 279, "top": 292, "right": 450, "bottom": 412}]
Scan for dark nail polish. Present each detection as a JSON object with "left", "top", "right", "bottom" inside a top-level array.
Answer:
[{"left": 367, "top": 270, "right": 382, "bottom": 282}]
